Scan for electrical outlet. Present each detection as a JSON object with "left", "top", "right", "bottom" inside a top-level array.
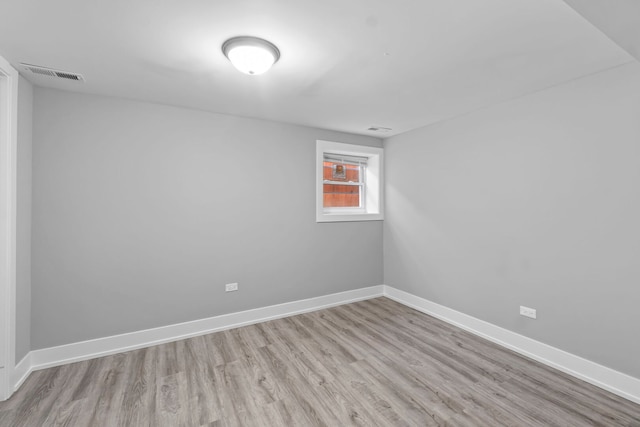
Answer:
[
  {"left": 225, "top": 282, "right": 238, "bottom": 292},
  {"left": 520, "top": 306, "right": 537, "bottom": 319}
]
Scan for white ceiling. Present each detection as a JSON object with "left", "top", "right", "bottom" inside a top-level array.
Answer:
[
  {"left": 562, "top": 0, "right": 640, "bottom": 62},
  {"left": 0, "top": 0, "right": 633, "bottom": 137}
]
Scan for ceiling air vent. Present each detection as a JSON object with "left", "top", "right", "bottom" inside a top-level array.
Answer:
[
  {"left": 367, "top": 126, "right": 392, "bottom": 133},
  {"left": 20, "top": 63, "right": 84, "bottom": 82}
]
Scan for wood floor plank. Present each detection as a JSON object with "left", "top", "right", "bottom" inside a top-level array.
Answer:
[
  {"left": 0, "top": 408, "right": 17, "bottom": 426},
  {"left": 84, "top": 353, "right": 130, "bottom": 427},
  {"left": 349, "top": 357, "right": 448, "bottom": 426},
  {"left": 10, "top": 366, "right": 73, "bottom": 426},
  {"left": 38, "top": 362, "right": 91, "bottom": 427},
  {"left": 155, "top": 371, "right": 191, "bottom": 426},
  {"left": 41, "top": 398, "right": 84, "bottom": 427},
  {"left": 259, "top": 399, "right": 306, "bottom": 427},
  {"left": 70, "top": 357, "right": 106, "bottom": 402},
  {"left": 256, "top": 344, "right": 339, "bottom": 425},
  {"left": 118, "top": 346, "right": 156, "bottom": 427},
  {"left": 1, "top": 297, "right": 639, "bottom": 426}
]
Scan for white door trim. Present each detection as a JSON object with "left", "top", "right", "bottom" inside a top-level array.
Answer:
[{"left": 0, "top": 55, "right": 18, "bottom": 402}]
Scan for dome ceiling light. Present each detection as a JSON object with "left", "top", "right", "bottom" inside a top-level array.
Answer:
[{"left": 222, "top": 36, "right": 280, "bottom": 75}]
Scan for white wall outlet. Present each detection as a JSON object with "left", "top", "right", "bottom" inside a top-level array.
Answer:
[
  {"left": 520, "top": 306, "right": 537, "bottom": 319},
  {"left": 225, "top": 282, "right": 238, "bottom": 292}
]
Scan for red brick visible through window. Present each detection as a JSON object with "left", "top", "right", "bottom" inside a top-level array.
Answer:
[{"left": 323, "top": 162, "right": 361, "bottom": 207}]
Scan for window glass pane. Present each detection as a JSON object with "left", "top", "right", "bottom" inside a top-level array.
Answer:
[
  {"left": 323, "top": 183, "right": 361, "bottom": 207},
  {"left": 323, "top": 161, "right": 361, "bottom": 183},
  {"left": 323, "top": 160, "right": 363, "bottom": 208}
]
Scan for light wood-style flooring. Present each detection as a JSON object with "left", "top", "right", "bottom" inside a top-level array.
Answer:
[{"left": 1, "top": 297, "right": 639, "bottom": 426}]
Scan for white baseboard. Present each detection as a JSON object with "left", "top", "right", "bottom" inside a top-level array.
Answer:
[
  {"left": 382, "top": 285, "right": 640, "bottom": 405},
  {"left": 12, "top": 353, "right": 31, "bottom": 392},
  {"left": 16, "top": 285, "right": 384, "bottom": 389},
  {"left": 12, "top": 284, "right": 640, "bottom": 406}
]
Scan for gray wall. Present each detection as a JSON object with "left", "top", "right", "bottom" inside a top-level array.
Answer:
[
  {"left": 384, "top": 62, "right": 640, "bottom": 378},
  {"left": 32, "top": 88, "right": 383, "bottom": 349},
  {"left": 16, "top": 76, "right": 32, "bottom": 362}
]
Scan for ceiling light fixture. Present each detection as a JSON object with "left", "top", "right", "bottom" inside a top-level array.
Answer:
[{"left": 222, "top": 36, "right": 280, "bottom": 75}]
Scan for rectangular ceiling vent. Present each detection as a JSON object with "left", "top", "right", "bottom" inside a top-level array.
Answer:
[
  {"left": 20, "top": 63, "right": 85, "bottom": 82},
  {"left": 367, "top": 126, "right": 392, "bottom": 133}
]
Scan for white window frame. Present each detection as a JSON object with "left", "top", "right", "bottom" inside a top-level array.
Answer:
[{"left": 316, "top": 140, "right": 383, "bottom": 222}]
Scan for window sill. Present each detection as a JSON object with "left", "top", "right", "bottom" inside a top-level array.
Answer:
[{"left": 316, "top": 212, "right": 384, "bottom": 223}]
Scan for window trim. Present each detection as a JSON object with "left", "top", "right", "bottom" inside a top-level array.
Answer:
[{"left": 316, "top": 140, "right": 384, "bottom": 223}]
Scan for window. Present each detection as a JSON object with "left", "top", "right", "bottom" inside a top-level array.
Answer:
[
  {"left": 323, "top": 153, "right": 366, "bottom": 211},
  {"left": 316, "top": 140, "right": 383, "bottom": 222}
]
